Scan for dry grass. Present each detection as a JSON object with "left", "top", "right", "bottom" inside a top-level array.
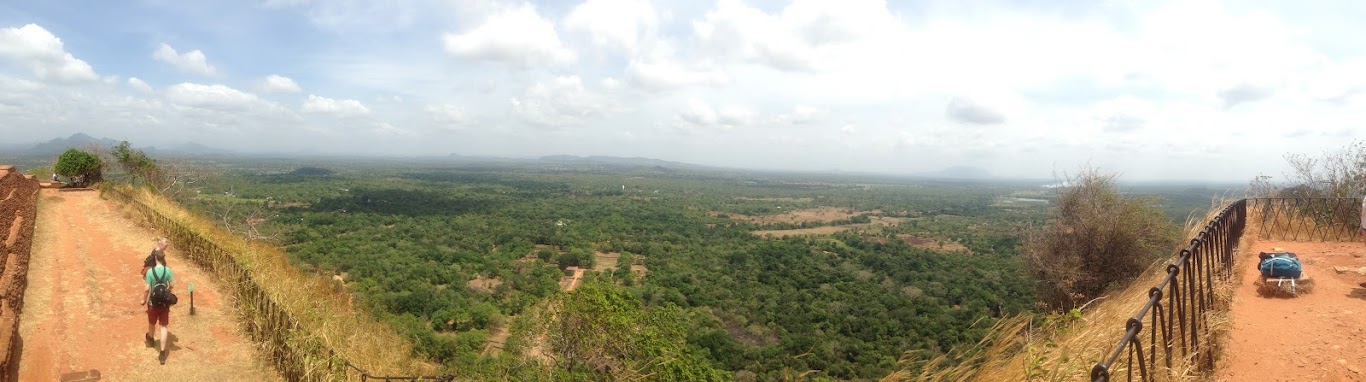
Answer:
[
  {"left": 887, "top": 197, "right": 1242, "bottom": 382},
  {"left": 110, "top": 186, "right": 433, "bottom": 377}
]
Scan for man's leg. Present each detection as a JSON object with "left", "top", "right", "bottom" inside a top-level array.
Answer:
[
  {"left": 146, "top": 309, "right": 157, "bottom": 347},
  {"left": 159, "top": 324, "right": 169, "bottom": 351}
]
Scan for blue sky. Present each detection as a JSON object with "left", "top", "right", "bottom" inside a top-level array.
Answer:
[{"left": 2, "top": 0, "right": 1365, "bottom": 181}]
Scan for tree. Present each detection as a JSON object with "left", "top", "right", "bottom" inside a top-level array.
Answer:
[
  {"left": 112, "top": 140, "right": 164, "bottom": 188},
  {"left": 547, "top": 278, "right": 728, "bottom": 381},
  {"left": 1023, "top": 167, "right": 1179, "bottom": 310},
  {"left": 1268, "top": 140, "right": 1366, "bottom": 198},
  {"left": 54, "top": 149, "right": 103, "bottom": 187}
]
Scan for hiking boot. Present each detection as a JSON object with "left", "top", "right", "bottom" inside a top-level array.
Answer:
[
  {"left": 145, "top": 334, "right": 155, "bottom": 348},
  {"left": 159, "top": 350, "right": 167, "bottom": 365}
]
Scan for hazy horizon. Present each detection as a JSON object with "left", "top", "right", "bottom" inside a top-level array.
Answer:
[{"left": 3, "top": 1, "right": 1365, "bottom": 182}]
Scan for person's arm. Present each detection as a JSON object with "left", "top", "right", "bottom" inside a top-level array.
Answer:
[{"left": 140, "top": 283, "right": 149, "bottom": 306}]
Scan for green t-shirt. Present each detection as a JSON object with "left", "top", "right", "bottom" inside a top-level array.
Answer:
[{"left": 145, "top": 264, "right": 174, "bottom": 305}]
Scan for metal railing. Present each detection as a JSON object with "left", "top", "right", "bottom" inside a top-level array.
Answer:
[
  {"left": 1090, "top": 199, "right": 1245, "bottom": 382},
  {"left": 1091, "top": 197, "right": 1362, "bottom": 381},
  {"left": 1249, "top": 197, "right": 1362, "bottom": 242},
  {"left": 104, "top": 188, "right": 454, "bottom": 382}
]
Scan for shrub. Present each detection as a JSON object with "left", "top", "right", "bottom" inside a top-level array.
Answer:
[
  {"left": 55, "top": 148, "right": 103, "bottom": 187},
  {"left": 1261, "top": 140, "right": 1366, "bottom": 198},
  {"left": 1023, "top": 167, "right": 1179, "bottom": 310},
  {"left": 112, "top": 140, "right": 165, "bottom": 188}
]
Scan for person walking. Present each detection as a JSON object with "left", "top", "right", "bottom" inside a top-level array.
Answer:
[
  {"left": 142, "top": 237, "right": 170, "bottom": 278},
  {"left": 141, "top": 248, "right": 175, "bottom": 364}
]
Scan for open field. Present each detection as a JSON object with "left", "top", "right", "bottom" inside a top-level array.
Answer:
[{"left": 713, "top": 206, "right": 878, "bottom": 225}]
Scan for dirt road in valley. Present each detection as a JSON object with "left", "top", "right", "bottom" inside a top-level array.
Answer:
[
  {"left": 16, "top": 189, "right": 278, "bottom": 381},
  {"left": 1218, "top": 240, "right": 1366, "bottom": 382}
]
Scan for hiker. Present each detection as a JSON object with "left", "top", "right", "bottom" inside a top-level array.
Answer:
[
  {"left": 141, "top": 248, "right": 175, "bottom": 364},
  {"left": 142, "top": 237, "right": 170, "bottom": 278}
]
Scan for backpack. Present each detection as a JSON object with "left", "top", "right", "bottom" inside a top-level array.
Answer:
[
  {"left": 151, "top": 267, "right": 178, "bottom": 307},
  {"left": 1257, "top": 252, "right": 1302, "bottom": 279}
]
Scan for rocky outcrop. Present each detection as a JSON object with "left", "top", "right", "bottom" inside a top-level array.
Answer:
[{"left": 0, "top": 165, "right": 39, "bottom": 380}]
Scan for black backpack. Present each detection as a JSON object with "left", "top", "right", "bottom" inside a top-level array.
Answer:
[{"left": 151, "top": 267, "right": 177, "bottom": 307}]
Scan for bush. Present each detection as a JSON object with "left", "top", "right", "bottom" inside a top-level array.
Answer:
[
  {"left": 1259, "top": 140, "right": 1366, "bottom": 198},
  {"left": 1023, "top": 167, "right": 1179, "bottom": 310},
  {"left": 112, "top": 140, "right": 164, "bottom": 188},
  {"left": 55, "top": 148, "right": 103, "bottom": 187}
]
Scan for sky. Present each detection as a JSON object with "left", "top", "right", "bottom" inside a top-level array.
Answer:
[{"left": 1, "top": 0, "right": 1364, "bottom": 182}]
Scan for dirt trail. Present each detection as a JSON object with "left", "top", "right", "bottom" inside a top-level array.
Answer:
[
  {"left": 16, "top": 189, "right": 278, "bottom": 381},
  {"left": 1218, "top": 240, "right": 1366, "bottom": 382}
]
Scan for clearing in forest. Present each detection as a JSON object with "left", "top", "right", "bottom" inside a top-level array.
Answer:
[{"left": 715, "top": 206, "right": 882, "bottom": 225}]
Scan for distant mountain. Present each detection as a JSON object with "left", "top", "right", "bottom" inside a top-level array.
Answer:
[
  {"left": 921, "top": 166, "right": 993, "bottom": 179},
  {"left": 537, "top": 155, "right": 693, "bottom": 168},
  {"left": 26, "top": 133, "right": 119, "bottom": 155}
]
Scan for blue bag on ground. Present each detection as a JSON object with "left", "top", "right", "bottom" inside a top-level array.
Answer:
[{"left": 1257, "top": 252, "right": 1301, "bottom": 278}]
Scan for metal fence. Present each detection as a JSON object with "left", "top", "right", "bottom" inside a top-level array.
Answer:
[
  {"left": 1249, "top": 197, "right": 1362, "bottom": 242},
  {"left": 105, "top": 188, "right": 454, "bottom": 382},
  {"left": 1089, "top": 199, "right": 1245, "bottom": 382},
  {"left": 1091, "top": 197, "right": 1362, "bottom": 381}
]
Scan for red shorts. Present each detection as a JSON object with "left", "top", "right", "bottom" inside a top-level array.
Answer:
[{"left": 146, "top": 306, "right": 170, "bottom": 326}]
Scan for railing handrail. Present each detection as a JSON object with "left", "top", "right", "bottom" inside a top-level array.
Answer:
[
  {"left": 1090, "top": 199, "right": 1245, "bottom": 382},
  {"left": 1092, "top": 196, "right": 1363, "bottom": 381}
]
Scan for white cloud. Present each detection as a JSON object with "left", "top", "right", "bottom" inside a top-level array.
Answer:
[
  {"left": 680, "top": 99, "right": 718, "bottom": 125},
  {"left": 127, "top": 77, "right": 153, "bottom": 93},
  {"left": 152, "top": 43, "right": 217, "bottom": 76},
  {"left": 626, "top": 59, "right": 728, "bottom": 92},
  {"left": 677, "top": 99, "right": 752, "bottom": 131},
  {"left": 564, "top": 0, "right": 658, "bottom": 53},
  {"left": 774, "top": 105, "right": 827, "bottom": 125},
  {"left": 443, "top": 4, "right": 575, "bottom": 68},
  {"left": 510, "top": 75, "right": 613, "bottom": 128},
  {"left": 165, "top": 83, "right": 262, "bottom": 111},
  {"left": 0, "top": 24, "right": 98, "bottom": 82},
  {"left": 426, "top": 103, "right": 471, "bottom": 130},
  {"left": 691, "top": 0, "right": 904, "bottom": 73},
  {"left": 0, "top": 73, "right": 44, "bottom": 93},
  {"left": 718, "top": 105, "right": 754, "bottom": 126},
  {"left": 1091, "top": 96, "right": 1153, "bottom": 133},
  {"left": 372, "top": 122, "right": 413, "bottom": 136},
  {"left": 260, "top": 74, "right": 302, "bottom": 93},
  {"left": 1218, "top": 82, "right": 1274, "bottom": 109},
  {"left": 946, "top": 97, "right": 1005, "bottom": 125},
  {"left": 301, "top": 94, "right": 370, "bottom": 117}
]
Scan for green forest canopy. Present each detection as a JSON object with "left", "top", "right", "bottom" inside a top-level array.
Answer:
[{"left": 179, "top": 159, "right": 1218, "bottom": 380}]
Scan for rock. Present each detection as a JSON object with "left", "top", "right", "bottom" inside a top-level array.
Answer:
[
  {"left": 1358, "top": 267, "right": 1366, "bottom": 276},
  {"left": 1337, "top": 266, "right": 1353, "bottom": 274}
]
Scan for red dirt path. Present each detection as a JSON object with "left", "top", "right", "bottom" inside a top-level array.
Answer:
[
  {"left": 1218, "top": 239, "right": 1366, "bottom": 382},
  {"left": 16, "top": 189, "right": 278, "bottom": 381}
]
